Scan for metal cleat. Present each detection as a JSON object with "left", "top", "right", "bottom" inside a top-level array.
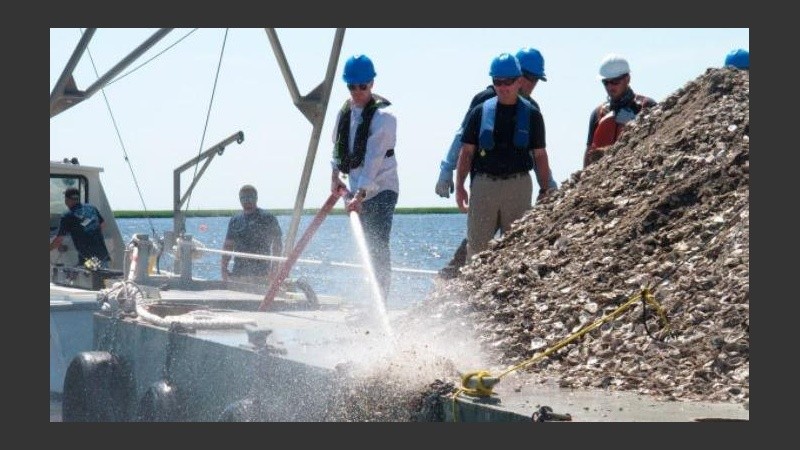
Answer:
[{"left": 532, "top": 405, "right": 573, "bottom": 422}]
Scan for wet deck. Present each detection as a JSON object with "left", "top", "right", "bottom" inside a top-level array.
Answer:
[{"left": 55, "top": 277, "right": 749, "bottom": 422}]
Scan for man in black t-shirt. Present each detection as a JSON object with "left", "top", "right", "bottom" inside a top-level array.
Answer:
[
  {"left": 221, "top": 185, "right": 283, "bottom": 283},
  {"left": 49, "top": 187, "right": 111, "bottom": 268},
  {"left": 455, "top": 53, "right": 553, "bottom": 260}
]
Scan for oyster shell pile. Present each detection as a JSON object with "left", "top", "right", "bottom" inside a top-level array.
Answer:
[{"left": 400, "top": 67, "right": 749, "bottom": 405}]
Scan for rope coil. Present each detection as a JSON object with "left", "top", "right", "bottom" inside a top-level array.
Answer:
[{"left": 98, "top": 280, "right": 256, "bottom": 330}]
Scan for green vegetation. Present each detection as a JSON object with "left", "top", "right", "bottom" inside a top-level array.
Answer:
[{"left": 113, "top": 207, "right": 462, "bottom": 218}]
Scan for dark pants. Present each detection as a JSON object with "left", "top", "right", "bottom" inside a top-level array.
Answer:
[
  {"left": 359, "top": 189, "right": 398, "bottom": 303},
  {"left": 447, "top": 238, "right": 468, "bottom": 268}
]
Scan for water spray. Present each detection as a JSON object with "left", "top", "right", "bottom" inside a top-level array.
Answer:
[{"left": 347, "top": 210, "right": 396, "bottom": 344}]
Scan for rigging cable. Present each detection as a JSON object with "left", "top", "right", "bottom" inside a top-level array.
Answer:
[
  {"left": 184, "top": 28, "right": 229, "bottom": 214},
  {"left": 79, "top": 28, "right": 156, "bottom": 239},
  {"left": 106, "top": 29, "right": 199, "bottom": 87}
]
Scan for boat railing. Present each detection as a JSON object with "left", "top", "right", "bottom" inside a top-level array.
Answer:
[{"left": 126, "top": 233, "right": 436, "bottom": 290}]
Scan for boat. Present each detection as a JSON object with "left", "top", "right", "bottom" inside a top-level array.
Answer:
[
  {"left": 50, "top": 28, "right": 750, "bottom": 423},
  {"left": 50, "top": 159, "right": 126, "bottom": 394},
  {"left": 49, "top": 28, "right": 435, "bottom": 421}
]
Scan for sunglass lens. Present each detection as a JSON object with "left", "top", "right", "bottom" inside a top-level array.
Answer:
[
  {"left": 602, "top": 75, "right": 625, "bottom": 86},
  {"left": 492, "top": 78, "right": 516, "bottom": 86}
]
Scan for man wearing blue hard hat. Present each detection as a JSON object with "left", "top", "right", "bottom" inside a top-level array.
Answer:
[
  {"left": 330, "top": 54, "right": 399, "bottom": 304},
  {"left": 455, "top": 53, "right": 552, "bottom": 261},
  {"left": 435, "top": 47, "right": 557, "bottom": 279},
  {"left": 724, "top": 49, "right": 749, "bottom": 70}
]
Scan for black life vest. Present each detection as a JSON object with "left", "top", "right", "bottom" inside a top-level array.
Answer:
[{"left": 334, "top": 95, "right": 391, "bottom": 174}]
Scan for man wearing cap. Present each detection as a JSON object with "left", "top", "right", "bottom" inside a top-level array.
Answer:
[
  {"left": 455, "top": 53, "right": 552, "bottom": 261},
  {"left": 584, "top": 53, "right": 656, "bottom": 168},
  {"left": 435, "top": 47, "right": 557, "bottom": 278},
  {"left": 221, "top": 184, "right": 283, "bottom": 284},
  {"left": 330, "top": 54, "right": 399, "bottom": 304},
  {"left": 49, "top": 187, "right": 111, "bottom": 269}
]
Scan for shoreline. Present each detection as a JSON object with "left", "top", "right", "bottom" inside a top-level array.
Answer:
[{"left": 113, "top": 207, "right": 462, "bottom": 219}]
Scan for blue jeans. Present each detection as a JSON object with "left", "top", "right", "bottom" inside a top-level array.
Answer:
[{"left": 359, "top": 189, "right": 398, "bottom": 303}]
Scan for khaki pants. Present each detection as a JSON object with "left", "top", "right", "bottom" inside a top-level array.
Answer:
[{"left": 467, "top": 172, "right": 532, "bottom": 260}]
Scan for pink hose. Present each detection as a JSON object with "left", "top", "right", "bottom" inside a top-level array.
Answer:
[{"left": 258, "top": 189, "right": 345, "bottom": 311}]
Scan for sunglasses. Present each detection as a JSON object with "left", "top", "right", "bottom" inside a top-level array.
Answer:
[
  {"left": 522, "top": 72, "right": 540, "bottom": 83},
  {"left": 602, "top": 74, "right": 627, "bottom": 86},
  {"left": 239, "top": 194, "right": 257, "bottom": 203},
  {"left": 347, "top": 83, "right": 370, "bottom": 91},
  {"left": 492, "top": 77, "right": 517, "bottom": 87}
]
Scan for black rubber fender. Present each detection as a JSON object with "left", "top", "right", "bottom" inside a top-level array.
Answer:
[
  {"left": 136, "top": 380, "right": 182, "bottom": 421},
  {"left": 217, "top": 398, "right": 260, "bottom": 422},
  {"left": 62, "top": 351, "right": 134, "bottom": 422}
]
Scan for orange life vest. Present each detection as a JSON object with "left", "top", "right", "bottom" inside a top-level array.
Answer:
[
  {"left": 590, "top": 110, "right": 621, "bottom": 149},
  {"left": 589, "top": 94, "right": 651, "bottom": 150}
]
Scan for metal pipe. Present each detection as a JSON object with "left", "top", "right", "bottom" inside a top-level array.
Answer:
[
  {"left": 172, "top": 131, "right": 244, "bottom": 237},
  {"left": 82, "top": 28, "right": 174, "bottom": 99},
  {"left": 50, "top": 28, "right": 96, "bottom": 116},
  {"left": 265, "top": 28, "right": 346, "bottom": 256}
]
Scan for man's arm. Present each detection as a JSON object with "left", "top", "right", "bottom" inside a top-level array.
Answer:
[
  {"left": 221, "top": 234, "right": 234, "bottom": 281},
  {"left": 583, "top": 108, "right": 600, "bottom": 168},
  {"left": 455, "top": 143, "right": 476, "bottom": 212},
  {"left": 331, "top": 168, "right": 347, "bottom": 194},
  {"left": 330, "top": 108, "right": 350, "bottom": 195},
  {"left": 436, "top": 91, "right": 491, "bottom": 198},
  {"left": 49, "top": 235, "right": 64, "bottom": 251},
  {"left": 272, "top": 221, "right": 284, "bottom": 258},
  {"left": 530, "top": 149, "right": 558, "bottom": 192},
  {"left": 532, "top": 147, "right": 552, "bottom": 201},
  {"left": 435, "top": 130, "right": 463, "bottom": 198},
  {"left": 50, "top": 216, "right": 67, "bottom": 251}
]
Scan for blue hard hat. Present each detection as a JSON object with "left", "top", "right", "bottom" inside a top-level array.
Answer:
[
  {"left": 342, "top": 54, "right": 377, "bottom": 84},
  {"left": 515, "top": 47, "right": 547, "bottom": 81},
  {"left": 724, "top": 48, "right": 749, "bottom": 70},
  {"left": 489, "top": 53, "right": 522, "bottom": 78}
]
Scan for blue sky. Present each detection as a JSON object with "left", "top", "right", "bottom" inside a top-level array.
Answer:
[{"left": 50, "top": 28, "right": 749, "bottom": 211}]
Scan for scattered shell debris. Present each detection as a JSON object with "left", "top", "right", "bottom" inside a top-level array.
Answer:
[
  {"left": 396, "top": 67, "right": 749, "bottom": 407},
  {"left": 325, "top": 67, "right": 748, "bottom": 421}
]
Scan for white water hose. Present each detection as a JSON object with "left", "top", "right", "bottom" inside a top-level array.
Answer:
[{"left": 201, "top": 248, "right": 438, "bottom": 275}]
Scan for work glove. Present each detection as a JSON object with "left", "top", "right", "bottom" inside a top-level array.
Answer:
[{"left": 435, "top": 169, "right": 454, "bottom": 198}]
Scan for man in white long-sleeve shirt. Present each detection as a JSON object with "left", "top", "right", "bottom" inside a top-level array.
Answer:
[{"left": 330, "top": 54, "right": 399, "bottom": 305}]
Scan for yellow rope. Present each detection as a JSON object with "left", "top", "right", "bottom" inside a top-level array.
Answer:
[
  {"left": 459, "top": 370, "right": 495, "bottom": 396},
  {"left": 449, "top": 287, "right": 670, "bottom": 421}
]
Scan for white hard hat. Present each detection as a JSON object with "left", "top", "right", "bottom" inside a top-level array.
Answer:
[{"left": 598, "top": 54, "right": 630, "bottom": 79}]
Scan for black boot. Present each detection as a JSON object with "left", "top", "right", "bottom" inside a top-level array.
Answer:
[{"left": 438, "top": 238, "right": 467, "bottom": 279}]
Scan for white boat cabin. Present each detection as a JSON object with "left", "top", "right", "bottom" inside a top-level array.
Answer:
[{"left": 49, "top": 158, "right": 125, "bottom": 274}]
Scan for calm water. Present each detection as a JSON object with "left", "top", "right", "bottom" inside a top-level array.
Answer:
[{"left": 118, "top": 213, "right": 467, "bottom": 310}]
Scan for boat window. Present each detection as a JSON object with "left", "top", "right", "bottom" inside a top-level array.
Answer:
[{"left": 50, "top": 175, "right": 87, "bottom": 233}]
